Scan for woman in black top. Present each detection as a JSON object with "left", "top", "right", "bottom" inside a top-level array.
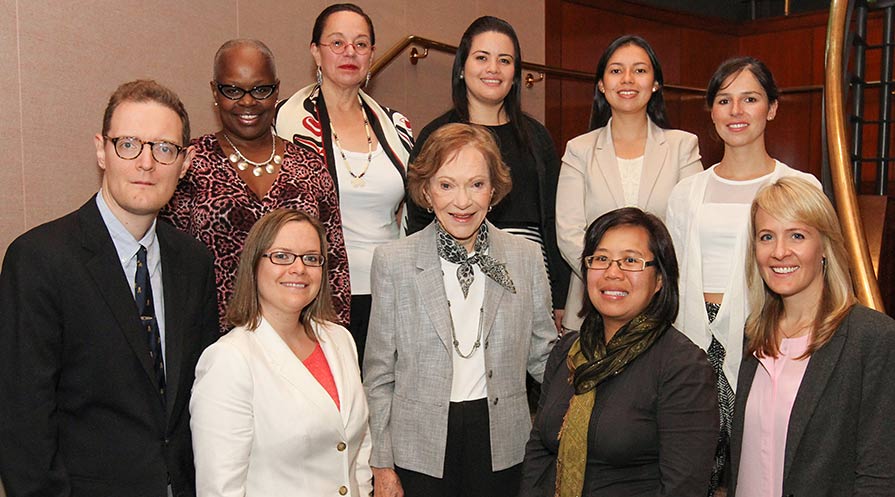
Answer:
[
  {"left": 405, "top": 16, "right": 569, "bottom": 329},
  {"left": 520, "top": 208, "right": 717, "bottom": 496}
]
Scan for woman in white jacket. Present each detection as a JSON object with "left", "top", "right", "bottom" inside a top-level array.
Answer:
[
  {"left": 665, "top": 57, "right": 820, "bottom": 495},
  {"left": 190, "top": 209, "right": 371, "bottom": 497}
]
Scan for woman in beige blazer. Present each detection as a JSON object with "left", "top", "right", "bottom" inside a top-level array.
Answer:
[
  {"left": 556, "top": 35, "right": 703, "bottom": 332},
  {"left": 191, "top": 209, "right": 371, "bottom": 497},
  {"left": 364, "top": 124, "right": 556, "bottom": 497}
]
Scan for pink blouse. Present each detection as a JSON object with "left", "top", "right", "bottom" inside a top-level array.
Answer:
[
  {"left": 737, "top": 335, "right": 811, "bottom": 497},
  {"left": 302, "top": 342, "right": 340, "bottom": 411}
]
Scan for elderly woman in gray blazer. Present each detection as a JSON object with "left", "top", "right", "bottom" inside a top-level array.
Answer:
[
  {"left": 364, "top": 123, "right": 556, "bottom": 497},
  {"left": 730, "top": 177, "right": 895, "bottom": 496}
]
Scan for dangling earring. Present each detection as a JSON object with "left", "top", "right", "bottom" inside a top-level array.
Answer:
[
  {"left": 316, "top": 66, "right": 323, "bottom": 86},
  {"left": 365, "top": 71, "right": 371, "bottom": 88},
  {"left": 459, "top": 71, "right": 464, "bottom": 80},
  {"left": 822, "top": 256, "right": 827, "bottom": 274}
]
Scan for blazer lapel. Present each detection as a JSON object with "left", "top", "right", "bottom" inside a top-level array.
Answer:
[
  {"left": 78, "top": 200, "right": 160, "bottom": 396},
  {"left": 730, "top": 352, "right": 760, "bottom": 490},
  {"left": 481, "top": 226, "right": 508, "bottom": 341},
  {"left": 415, "top": 225, "right": 453, "bottom": 352},
  {"left": 783, "top": 320, "right": 849, "bottom": 480},
  {"left": 158, "top": 230, "right": 185, "bottom": 415},
  {"left": 637, "top": 121, "right": 669, "bottom": 208},
  {"left": 316, "top": 324, "right": 353, "bottom": 429},
  {"left": 255, "top": 321, "right": 343, "bottom": 425},
  {"left": 593, "top": 125, "right": 625, "bottom": 208}
]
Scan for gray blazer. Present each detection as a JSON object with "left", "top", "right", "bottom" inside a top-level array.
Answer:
[
  {"left": 363, "top": 222, "right": 556, "bottom": 478},
  {"left": 729, "top": 305, "right": 895, "bottom": 496}
]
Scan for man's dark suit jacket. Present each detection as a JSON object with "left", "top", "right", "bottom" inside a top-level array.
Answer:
[
  {"left": 0, "top": 197, "right": 219, "bottom": 497},
  {"left": 729, "top": 305, "right": 895, "bottom": 496}
]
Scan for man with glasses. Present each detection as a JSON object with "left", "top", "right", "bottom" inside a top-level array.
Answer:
[{"left": 0, "top": 79, "right": 219, "bottom": 497}]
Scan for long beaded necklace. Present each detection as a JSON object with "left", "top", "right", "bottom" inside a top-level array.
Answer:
[
  {"left": 329, "top": 103, "right": 372, "bottom": 188},
  {"left": 221, "top": 129, "right": 282, "bottom": 177}
]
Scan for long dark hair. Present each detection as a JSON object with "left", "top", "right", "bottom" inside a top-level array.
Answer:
[
  {"left": 451, "top": 16, "right": 530, "bottom": 147},
  {"left": 577, "top": 208, "right": 679, "bottom": 357},
  {"left": 588, "top": 35, "right": 669, "bottom": 131}
]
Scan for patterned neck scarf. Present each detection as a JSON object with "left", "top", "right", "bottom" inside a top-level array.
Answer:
[
  {"left": 554, "top": 314, "right": 667, "bottom": 497},
  {"left": 435, "top": 222, "right": 515, "bottom": 298}
]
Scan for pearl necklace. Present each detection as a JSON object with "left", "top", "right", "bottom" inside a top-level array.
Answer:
[
  {"left": 329, "top": 104, "right": 372, "bottom": 188},
  {"left": 221, "top": 130, "right": 282, "bottom": 177}
]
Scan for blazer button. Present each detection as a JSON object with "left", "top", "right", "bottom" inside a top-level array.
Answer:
[
  {"left": 488, "top": 369, "right": 493, "bottom": 378},
  {"left": 339, "top": 485, "right": 348, "bottom": 495},
  {"left": 484, "top": 340, "right": 489, "bottom": 349},
  {"left": 493, "top": 397, "right": 499, "bottom": 405},
  {"left": 337, "top": 441, "right": 347, "bottom": 451}
]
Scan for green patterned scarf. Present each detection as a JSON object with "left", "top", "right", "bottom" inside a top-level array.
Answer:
[{"left": 554, "top": 314, "right": 667, "bottom": 497}]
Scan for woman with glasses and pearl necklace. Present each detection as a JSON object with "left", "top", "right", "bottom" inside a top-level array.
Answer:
[
  {"left": 162, "top": 38, "right": 350, "bottom": 332},
  {"left": 275, "top": 3, "right": 413, "bottom": 365},
  {"left": 363, "top": 123, "right": 555, "bottom": 497}
]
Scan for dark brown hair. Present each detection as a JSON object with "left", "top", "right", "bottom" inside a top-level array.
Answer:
[{"left": 311, "top": 3, "right": 375, "bottom": 46}]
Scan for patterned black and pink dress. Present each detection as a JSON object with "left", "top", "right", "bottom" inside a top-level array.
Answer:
[{"left": 161, "top": 133, "right": 350, "bottom": 332}]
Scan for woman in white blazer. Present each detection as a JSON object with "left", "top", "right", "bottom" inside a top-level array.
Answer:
[
  {"left": 556, "top": 35, "right": 703, "bottom": 333},
  {"left": 665, "top": 57, "right": 821, "bottom": 495},
  {"left": 191, "top": 209, "right": 371, "bottom": 497}
]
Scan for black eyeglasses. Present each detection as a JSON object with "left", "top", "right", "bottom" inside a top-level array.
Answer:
[
  {"left": 318, "top": 38, "right": 373, "bottom": 55},
  {"left": 215, "top": 82, "right": 279, "bottom": 101},
  {"left": 262, "top": 251, "right": 325, "bottom": 267},
  {"left": 104, "top": 136, "right": 185, "bottom": 165},
  {"left": 584, "top": 255, "right": 656, "bottom": 272}
]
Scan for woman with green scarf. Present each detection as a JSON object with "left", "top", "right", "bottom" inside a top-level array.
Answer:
[{"left": 519, "top": 207, "right": 717, "bottom": 496}]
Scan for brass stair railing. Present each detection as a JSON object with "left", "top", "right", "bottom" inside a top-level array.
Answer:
[
  {"left": 826, "top": 0, "right": 885, "bottom": 310},
  {"left": 369, "top": 35, "right": 707, "bottom": 93}
]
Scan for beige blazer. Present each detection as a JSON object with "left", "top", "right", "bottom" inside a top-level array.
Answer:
[
  {"left": 556, "top": 119, "right": 703, "bottom": 331},
  {"left": 190, "top": 319, "right": 371, "bottom": 497}
]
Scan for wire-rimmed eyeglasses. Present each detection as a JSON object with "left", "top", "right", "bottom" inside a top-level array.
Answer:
[{"left": 318, "top": 38, "right": 373, "bottom": 55}]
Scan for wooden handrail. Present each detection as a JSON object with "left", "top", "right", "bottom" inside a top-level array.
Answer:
[
  {"left": 370, "top": 35, "right": 708, "bottom": 92},
  {"left": 825, "top": 0, "right": 885, "bottom": 310},
  {"left": 371, "top": 34, "right": 826, "bottom": 96}
]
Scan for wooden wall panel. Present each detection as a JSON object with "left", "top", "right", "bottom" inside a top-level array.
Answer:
[{"left": 548, "top": 1, "right": 831, "bottom": 175}]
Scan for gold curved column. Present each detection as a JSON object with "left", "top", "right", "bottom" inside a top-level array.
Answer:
[{"left": 825, "top": 0, "right": 886, "bottom": 310}]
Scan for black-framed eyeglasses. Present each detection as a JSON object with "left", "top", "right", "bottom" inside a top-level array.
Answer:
[
  {"left": 318, "top": 38, "right": 373, "bottom": 55},
  {"left": 584, "top": 255, "right": 656, "bottom": 272},
  {"left": 104, "top": 136, "right": 185, "bottom": 165},
  {"left": 262, "top": 251, "right": 325, "bottom": 267},
  {"left": 215, "top": 82, "right": 279, "bottom": 101}
]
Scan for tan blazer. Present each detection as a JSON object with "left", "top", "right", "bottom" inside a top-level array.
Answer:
[
  {"left": 555, "top": 119, "right": 703, "bottom": 331},
  {"left": 190, "top": 319, "right": 371, "bottom": 497}
]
